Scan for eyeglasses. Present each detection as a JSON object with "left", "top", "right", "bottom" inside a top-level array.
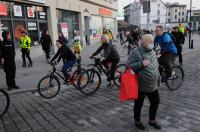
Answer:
[{"left": 154, "top": 30, "right": 160, "bottom": 32}]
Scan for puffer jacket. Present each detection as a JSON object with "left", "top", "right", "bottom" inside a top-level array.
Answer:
[{"left": 126, "top": 47, "right": 160, "bottom": 93}]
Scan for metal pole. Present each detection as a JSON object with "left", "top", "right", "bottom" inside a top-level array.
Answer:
[
  {"left": 146, "top": 0, "right": 150, "bottom": 29},
  {"left": 189, "top": 0, "right": 192, "bottom": 48}
]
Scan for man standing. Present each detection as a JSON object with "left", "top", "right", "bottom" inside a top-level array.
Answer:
[
  {"left": 1, "top": 31, "right": 19, "bottom": 91},
  {"left": 40, "top": 30, "right": 52, "bottom": 62},
  {"left": 127, "top": 34, "right": 161, "bottom": 130},
  {"left": 20, "top": 31, "right": 33, "bottom": 67},
  {"left": 132, "top": 27, "right": 140, "bottom": 47},
  {"left": 172, "top": 27, "right": 185, "bottom": 66}
]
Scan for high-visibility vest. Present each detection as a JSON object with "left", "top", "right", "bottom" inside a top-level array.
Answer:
[
  {"left": 178, "top": 26, "right": 185, "bottom": 34},
  {"left": 20, "top": 35, "right": 31, "bottom": 49}
]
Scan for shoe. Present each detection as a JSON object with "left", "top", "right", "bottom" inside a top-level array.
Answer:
[
  {"left": 149, "top": 121, "right": 161, "bottom": 130},
  {"left": 135, "top": 121, "right": 145, "bottom": 130},
  {"left": 7, "top": 87, "right": 13, "bottom": 91},
  {"left": 13, "top": 85, "right": 20, "bottom": 89},
  {"left": 28, "top": 63, "right": 32, "bottom": 67},
  {"left": 22, "top": 64, "right": 26, "bottom": 67},
  {"left": 107, "top": 82, "right": 114, "bottom": 87}
]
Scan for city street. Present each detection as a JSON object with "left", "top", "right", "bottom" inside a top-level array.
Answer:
[{"left": 0, "top": 35, "right": 200, "bottom": 132}]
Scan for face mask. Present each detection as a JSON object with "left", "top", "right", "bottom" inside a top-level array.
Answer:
[{"left": 147, "top": 44, "right": 154, "bottom": 50}]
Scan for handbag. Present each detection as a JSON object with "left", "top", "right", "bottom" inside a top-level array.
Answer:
[{"left": 119, "top": 68, "right": 138, "bottom": 101}]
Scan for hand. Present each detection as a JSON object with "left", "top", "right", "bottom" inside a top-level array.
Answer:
[
  {"left": 100, "top": 57, "right": 105, "bottom": 62},
  {"left": 142, "top": 60, "right": 150, "bottom": 67}
]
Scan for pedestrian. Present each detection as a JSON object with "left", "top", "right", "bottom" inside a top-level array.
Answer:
[
  {"left": 90, "top": 34, "right": 120, "bottom": 87},
  {"left": 119, "top": 30, "right": 124, "bottom": 43},
  {"left": 73, "top": 31, "right": 82, "bottom": 58},
  {"left": 40, "top": 30, "right": 52, "bottom": 62},
  {"left": 1, "top": 31, "right": 20, "bottom": 91},
  {"left": 49, "top": 40, "right": 76, "bottom": 84},
  {"left": 132, "top": 27, "right": 140, "bottom": 47},
  {"left": 172, "top": 27, "right": 185, "bottom": 66},
  {"left": 58, "top": 31, "right": 68, "bottom": 47},
  {"left": 127, "top": 34, "right": 161, "bottom": 130},
  {"left": 20, "top": 31, "right": 33, "bottom": 67}
]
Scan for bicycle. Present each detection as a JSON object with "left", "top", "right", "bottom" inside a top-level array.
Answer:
[
  {"left": 0, "top": 89, "right": 10, "bottom": 118},
  {"left": 120, "top": 42, "right": 138, "bottom": 57},
  {"left": 37, "top": 59, "right": 86, "bottom": 99},
  {"left": 77, "top": 57, "right": 126, "bottom": 95}
]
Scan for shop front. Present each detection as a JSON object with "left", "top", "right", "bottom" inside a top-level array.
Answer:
[{"left": 0, "top": 1, "right": 48, "bottom": 48}]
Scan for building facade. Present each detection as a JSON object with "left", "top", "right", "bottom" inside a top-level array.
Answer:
[
  {"left": 123, "top": 4, "right": 131, "bottom": 23},
  {"left": 187, "top": 9, "right": 200, "bottom": 31},
  {"left": 0, "top": 0, "right": 118, "bottom": 50},
  {"left": 129, "top": 0, "right": 166, "bottom": 29},
  {"left": 166, "top": 2, "right": 187, "bottom": 23}
]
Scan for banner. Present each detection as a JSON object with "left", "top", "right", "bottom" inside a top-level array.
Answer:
[
  {"left": 27, "top": 6, "right": 35, "bottom": 18},
  {"left": 60, "top": 23, "right": 69, "bottom": 39},
  {"left": 0, "top": 3, "right": 8, "bottom": 16},
  {"left": 14, "top": 5, "right": 22, "bottom": 17}
]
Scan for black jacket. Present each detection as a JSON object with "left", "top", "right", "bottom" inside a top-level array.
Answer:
[
  {"left": 172, "top": 31, "right": 185, "bottom": 47},
  {"left": 125, "top": 35, "right": 134, "bottom": 44},
  {"left": 132, "top": 31, "right": 140, "bottom": 41},
  {"left": 1, "top": 31, "right": 15, "bottom": 62},
  {"left": 59, "top": 33, "right": 68, "bottom": 46},
  {"left": 40, "top": 34, "right": 52, "bottom": 50},
  {"left": 50, "top": 46, "right": 76, "bottom": 63},
  {"left": 92, "top": 42, "right": 120, "bottom": 60}
]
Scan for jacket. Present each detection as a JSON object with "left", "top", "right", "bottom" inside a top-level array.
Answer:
[
  {"left": 1, "top": 31, "right": 15, "bottom": 62},
  {"left": 58, "top": 33, "right": 68, "bottom": 46},
  {"left": 92, "top": 42, "right": 120, "bottom": 60},
  {"left": 50, "top": 46, "right": 76, "bottom": 63},
  {"left": 20, "top": 35, "right": 31, "bottom": 49},
  {"left": 171, "top": 31, "right": 185, "bottom": 47},
  {"left": 125, "top": 34, "right": 134, "bottom": 44},
  {"left": 126, "top": 47, "right": 160, "bottom": 93},
  {"left": 40, "top": 34, "right": 52, "bottom": 50}
]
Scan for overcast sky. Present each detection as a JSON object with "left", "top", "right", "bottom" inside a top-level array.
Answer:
[{"left": 118, "top": 0, "right": 200, "bottom": 18}]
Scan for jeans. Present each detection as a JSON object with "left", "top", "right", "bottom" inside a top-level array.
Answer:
[
  {"left": 159, "top": 52, "right": 176, "bottom": 78},
  {"left": 44, "top": 48, "right": 50, "bottom": 60},
  {"left": 62, "top": 60, "right": 76, "bottom": 81},
  {"left": 134, "top": 90, "right": 160, "bottom": 121},
  {"left": 176, "top": 46, "right": 182, "bottom": 64},
  {"left": 21, "top": 48, "right": 32, "bottom": 65}
]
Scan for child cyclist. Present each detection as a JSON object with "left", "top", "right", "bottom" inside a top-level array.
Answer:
[
  {"left": 73, "top": 31, "right": 82, "bottom": 61},
  {"left": 49, "top": 40, "right": 76, "bottom": 83}
]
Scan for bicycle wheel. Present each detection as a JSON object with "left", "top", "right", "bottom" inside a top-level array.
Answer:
[
  {"left": 166, "top": 66, "right": 184, "bottom": 91},
  {"left": 71, "top": 68, "right": 85, "bottom": 88},
  {"left": 37, "top": 75, "right": 60, "bottom": 99},
  {"left": 114, "top": 64, "right": 127, "bottom": 87},
  {"left": 121, "top": 45, "right": 128, "bottom": 57},
  {"left": 77, "top": 69, "right": 101, "bottom": 95},
  {"left": 0, "top": 89, "right": 10, "bottom": 117}
]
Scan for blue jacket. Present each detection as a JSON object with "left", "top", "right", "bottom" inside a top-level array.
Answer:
[{"left": 154, "top": 33, "right": 177, "bottom": 54}]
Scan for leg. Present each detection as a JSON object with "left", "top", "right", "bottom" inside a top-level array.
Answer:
[
  {"left": 25, "top": 49, "right": 32, "bottom": 65},
  {"left": 21, "top": 49, "right": 26, "bottom": 66},
  {"left": 62, "top": 60, "right": 76, "bottom": 82},
  {"left": 4, "top": 63, "right": 15, "bottom": 88},
  {"left": 134, "top": 92, "right": 146, "bottom": 121},
  {"left": 146, "top": 90, "right": 160, "bottom": 121},
  {"left": 160, "top": 53, "right": 174, "bottom": 78},
  {"left": 177, "top": 46, "right": 183, "bottom": 65},
  {"left": 45, "top": 48, "right": 50, "bottom": 60},
  {"left": 110, "top": 59, "right": 119, "bottom": 81}
]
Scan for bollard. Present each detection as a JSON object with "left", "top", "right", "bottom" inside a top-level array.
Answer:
[{"left": 191, "top": 40, "right": 193, "bottom": 49}]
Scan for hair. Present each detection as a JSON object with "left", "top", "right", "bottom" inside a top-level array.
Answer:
[
  {"left": 101, "top": 34, "right": 109, "bottom": 42},
  {"left": 141, "top": 34, "right": 154, "bottom": 42},
  {"left": 156, "top": 25, "right": 163, "bottom": 31}
]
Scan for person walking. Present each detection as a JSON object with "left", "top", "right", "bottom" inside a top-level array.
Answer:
[
  {"left": 132, "top": 27, "right": 140, "bottom": 47},
  {"left": 172, "top": 27, "right": 185, "bottom": 66},
  {"left": 127, "top": 34, "right": 161, "bottom": 130},
  {"left": 1, "top": 31, "right": 19, "bottom": 91},
  {"left": 20, "top": 31, "right": 33, "bottom": 67},
  {"left": 124, "top": 31, "right": 134, "bottom": 55},
  {"left": 40, "top": 30, "right": 52, "bottom": 62},
  {"left": 58, "top": 31, "right": 68, "bottom": 47},
  {"left": 119, "top": 31, "right": 124, "bottom": 43}
]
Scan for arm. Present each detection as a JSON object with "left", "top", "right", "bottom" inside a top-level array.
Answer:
[
  {"left": 49, "top": 49, "right": 61, "bottom": 63},
  {"left": 92, "top": 45, "right": 103, "bottom": 57},
  {"left": 126, "top": 49, "right": 143, "bottom": 72},
  {"left": 104, "top": 46, "right": 111, "bottom": 59},
  {"left": 27, "top": 37, "right": 31, "bottom": 49}
]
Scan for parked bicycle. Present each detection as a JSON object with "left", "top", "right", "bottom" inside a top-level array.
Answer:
[
  {"left": 37, "top": 58, "right": 86, "bottom": 99},
  {"left": 0, "top": 89, "right": 10, "bottom": 118},
  {"left": 77, "top": 57, "right": 126, "bottom": 95}
]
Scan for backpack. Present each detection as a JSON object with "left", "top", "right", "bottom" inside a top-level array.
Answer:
[{"left": 163, "top": 32, "right": 176, "bottom": 43}]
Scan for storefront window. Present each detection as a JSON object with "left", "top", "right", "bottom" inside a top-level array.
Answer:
[
  {"left": 57, "top": 9, "right": 79, "bottom": 40},
  {"left": 37, "top": 6, "right": 47, "bottom": 20},
  {"left": 90, "top": 15, "right": 102, "bottom": 39},
  {"left": 27, "top": 21, "right": 39, "bottom": 45},
  {"left": 0, "top": 1, "right": 10, "bottom": 18}
]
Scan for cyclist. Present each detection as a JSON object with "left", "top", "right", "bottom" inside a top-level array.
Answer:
[
  {"left": 154, "top": 25, "right": 177, "bottom": 79},
  {"left": 124, "top": 31, "right": 134, "bottom": 55},
  {"left": 49, "top": 40, "right": 76, "bottom": 83},
  {"left": 90, "top": 34, "right": 120, "bottom": 87},
  {"left": 103, "top": 27, "right": 113, "bottom": 44}
]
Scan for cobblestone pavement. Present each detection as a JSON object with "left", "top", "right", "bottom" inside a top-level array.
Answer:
[{"left": 0, "top": 46, "right": 200, "bottom": 132}]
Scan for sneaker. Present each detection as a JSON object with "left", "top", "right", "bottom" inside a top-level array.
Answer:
[
  {"left": 135, "top": 121, "right": 145, "bottom": 130},
  {"left": 28, "top": 63, "right": 32, "bottom": 67},
  {"left": 22, "top": 64, "right": 26, "bottom": 67},
  {"left": 13, "top": 85, "right": 20, "bottom": 89},
  {"left": 7, "top": 87, "right": 13, "bottom": 91},
  {"left": 149, "top": 121, "right": 161, "bottom": 130}
]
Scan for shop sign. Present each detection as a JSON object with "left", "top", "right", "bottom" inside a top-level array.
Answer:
[
  {"left": 28, "top": 22, "right": 37, "bottom": 31},
  {"left": 60, "top": 23, "right": 69, "bottom": 39},
  {"left": 27, "top": 6, "right": 35, "bottom": 18},
  {"left": 99, "top": 7, "right": 112, "bottom": 16},
  {"left": 14, "top": 5, "right": 22, "bottom": 17},
  {"left": 0, "top": 3, "right": 8, "bottom": 16},
  {"left": 28, "top": 0, "right": 45, "bottom": 4},
  {"left": 39, "top": 12, "right": 46, "bottom": 19}
]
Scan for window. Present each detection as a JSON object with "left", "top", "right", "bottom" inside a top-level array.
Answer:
[
  {"left": 175, "top": 15, "right": 177, "bottom": 19},
  {"left": 157, "top": 3, "right": 160, "bottom": 7},
  {"left": 178, "top": 18, "right": 180, "bottom": 22},
  {"left": 157, "top": 10, "right": 160, "bottom": 15},
  {"left": 182, "top": 18, "right": 184, "bottom": 22},
  {"left": 168, "top": 12, "right": 170, "bottom": 16},
  {"left": 151, "top": 0, "right": 156, "bottom": 2},
  {"left": 168, "top": 19, "right": 170, "bottom": 22},
  {"left": 182, "top": 12, "right": 184, "bottom": 15},
  {"left": 179, "top": 12, "right": 181, "bottom": 16},
  {"left": 175, "top": 9, "right": 177, "bottom": 12}
]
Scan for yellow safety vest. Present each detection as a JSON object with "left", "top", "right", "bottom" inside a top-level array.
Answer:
[
  {"left": 20, "top": 35, "right": 31, "bottom": 49},
  {"left": 178, "top": 26, "right": 185, "bottom": 34}
]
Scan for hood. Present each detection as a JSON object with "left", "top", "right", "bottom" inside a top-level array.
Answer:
[{"left": 2, "top": 31, "right": 9, "bottom": 41}]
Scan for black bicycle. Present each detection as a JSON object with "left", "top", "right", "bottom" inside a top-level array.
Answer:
[
  {"left": 77, "top": 57, "right": 126, "bottom": 95},
  {"left": 37, "top": 59, "right": 86, "bottom": 99},
  {"left": 0, "top": 89, "right": 10, "bottom": 118}
]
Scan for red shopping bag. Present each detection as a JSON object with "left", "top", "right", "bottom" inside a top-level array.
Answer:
[{"left": 119, "top": 68, "right": 138, "bottom": 101}]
